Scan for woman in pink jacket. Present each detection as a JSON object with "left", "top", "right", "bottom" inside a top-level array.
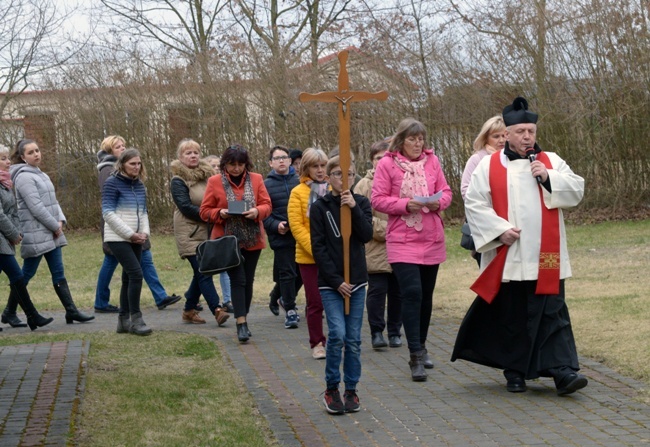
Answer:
[{"left": 371, "top": 118, "right": 452, "bottom": 382}]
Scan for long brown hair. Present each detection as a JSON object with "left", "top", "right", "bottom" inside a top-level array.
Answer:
[
  {"left": 388, "top": 118, "right": 427, "bottom": 153},
  {"left": 115, "top": 148, "right": 147, "bottom": 181},
  {"left": 10, "top": 139, "right": 36, "bottom": 165}
]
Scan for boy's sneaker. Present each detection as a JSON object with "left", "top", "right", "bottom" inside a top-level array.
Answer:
[
  {"left": 343, "top": 389, "right": 360, "bottom": 413},
  {"left": 284, "top": 310, "right": 299, "bottom": 329},
  {"left": 312, "top": 342, "right": 326, "bottom": 359},
  {"left": 323, "top": 388, "right": 345, "bottom": 415},
  {"left": 279, "top": 298, "right": 300, "bottom": 322}
]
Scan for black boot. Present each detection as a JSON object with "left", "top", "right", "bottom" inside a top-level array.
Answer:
[
  {"left": 129, "top": 312, "right": 152, "bottom": 336},
  {"left": 237, "top": 322, "right": 250, "bottom": 343},
  {"left": 409, "top": 350, "right": 427, "bottom": 382},
  {"left": 116, "top": 314, "right": 131, "bottom": 334},
  {"left": 2, "top": 289, "right": 27, "bottom": 327},
  {"left": 54, "top": 279, "right": 95, "bottom": 324},
  {"left": 10, "top": 280, "right": 53, "bottom": 331},
  {"left": 422, "top": 348, "right": 434, "bottom": 369}
]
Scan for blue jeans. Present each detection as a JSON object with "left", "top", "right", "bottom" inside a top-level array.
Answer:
[
  {"left": 94, "top": 249, "right": 168, "bottom": 308},
  {"left": 0, "top": 254, "right": 25, "bottom": 284},
  {"left": 22, "top": 246, "right": 66, "bottom": 285},
  {"left": 219, "top": 272, "right": 231, "bottom": 303},
  {"left": 184, "top": 255, "right": 221, "bottom": 312},
  {"left": 321, "top": 287, "right": 365, "bottom": 390}
]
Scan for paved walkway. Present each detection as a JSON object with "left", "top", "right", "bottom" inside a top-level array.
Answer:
[{"left": 1, "top": 304, "right": 649, "bottom": 446}]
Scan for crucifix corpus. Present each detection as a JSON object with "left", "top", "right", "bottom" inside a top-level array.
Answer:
[{"left": 299, "top": 49, "right": 388, "bottom": 314}]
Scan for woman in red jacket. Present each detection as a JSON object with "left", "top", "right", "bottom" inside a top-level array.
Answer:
[{"left": 200, "top": 144, "right": 271, "bottom": 343}]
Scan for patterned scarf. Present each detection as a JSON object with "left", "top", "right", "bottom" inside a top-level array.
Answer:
[
  {"left": 306, "top": 179, "right": 328, "bottom": 217},
  {"left": 393, "top": 154, "right": 429, "bottom": 231},
  {"left": 0, "top": 170, "right": 12, "bottom": 189},
  {"left": 221, "top": 173, "right": 260, "bottom": 249}
]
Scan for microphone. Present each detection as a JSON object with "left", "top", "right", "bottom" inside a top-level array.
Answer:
[{"left": 525, "top": 147, "right": 542, "bottom": 184}]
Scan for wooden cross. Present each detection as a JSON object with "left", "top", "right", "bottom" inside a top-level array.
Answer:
[{"left": 299, "top": 49, "right": 388, "bottom": 314}]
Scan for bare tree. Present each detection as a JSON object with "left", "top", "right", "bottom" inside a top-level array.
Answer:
[
  {"left": 98, "top": 0, "right": 230, "bottom": 81},
  {"left": 0, "top": 0, "right": 70, "bottom": 116}
]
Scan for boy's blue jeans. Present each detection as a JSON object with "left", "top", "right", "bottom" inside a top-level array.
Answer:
[{"left": 321, "top": 286, "right": 365, "bottom": 390}]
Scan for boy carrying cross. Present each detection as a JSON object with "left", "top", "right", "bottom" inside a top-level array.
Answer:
[{"left": 310, "top": 156, "right": 373, "bottom": 414}]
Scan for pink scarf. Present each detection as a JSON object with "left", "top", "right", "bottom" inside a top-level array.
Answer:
[
  {"left": 0, "top": 170, "right": 12, "bottom": 189},
  {"left": 305, "top": 179, "right": 328, "bottom": 217},
  {"left": 392, "top": 154, "right": 429, "bottom": 231}
]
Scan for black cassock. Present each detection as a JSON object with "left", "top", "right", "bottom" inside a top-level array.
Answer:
[{"left": 451, "top": 279, "right": 580, "bottom": 380}]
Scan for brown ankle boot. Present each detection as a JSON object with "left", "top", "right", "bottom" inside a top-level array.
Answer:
[
  {"left": 214, "top": 307, "right": 230, "bottom": 326},
  {"left": 182, "top": 309, "right": 206, "bottom": 324}
]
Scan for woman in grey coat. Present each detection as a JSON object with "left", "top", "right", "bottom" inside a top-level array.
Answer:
[
  {"left": 9, "top": 139, "right": 94, "bottom": 324},
  {"left": 0, "top": 144, "right": 53, "bottom": 330}
]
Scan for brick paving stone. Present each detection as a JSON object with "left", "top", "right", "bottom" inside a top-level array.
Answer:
[
  {"left": 2, "top": 306, "right": 650, "bottom": 446},
  {"left": 0, "top": 340, "right": 88, "bottom": 447}
]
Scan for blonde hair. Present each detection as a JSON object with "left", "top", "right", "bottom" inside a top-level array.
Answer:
[
  {"left": 0, "top": 145, "right": 9, "bottom": 156},
  {"left": 472, "top": 115, "right": 505, "bottom": 153},
  {"left": 202, "top": 155, "right": 220, "bottom": 173},
  {"left": 100, "top": 135, "right": 126, "bottom": 154},
  {"left": 299, "top": 148, "right": 328, "bottom": 178},
  {"left": 326, "top": 156, "right": 356, "bottom": 176},
  {"left": 176, "top": 138, "right": 201, "bottom": 158}
]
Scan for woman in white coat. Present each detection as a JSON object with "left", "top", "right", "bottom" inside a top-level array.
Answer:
[{"left": 10, "top": 139, "right": 94, "bottom": 324}]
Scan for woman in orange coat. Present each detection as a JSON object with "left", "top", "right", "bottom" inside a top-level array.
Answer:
[{"left": 200, "top": 144, "right": 271, "bottom": 343}]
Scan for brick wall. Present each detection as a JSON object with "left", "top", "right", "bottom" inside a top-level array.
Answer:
[{"left": 168, "top": 106, "right": 200, "bottom": 147}]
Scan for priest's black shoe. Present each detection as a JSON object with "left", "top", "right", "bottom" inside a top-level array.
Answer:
[
  {"left": 506, "top": 377, "right": 527, "bottom": 393},
  {"left": 371, "top": 332, "right": 387, "bottom": 349},
  {"left": 388, "top": 335, "right": 402, "bottom": 348},
  {"left": 556, "top": 373, "right": 588, "bottom": 396}
]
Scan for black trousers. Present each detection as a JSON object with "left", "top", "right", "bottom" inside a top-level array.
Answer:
[
  {"left": 390, "top": 263, "right": 439, "bottom": 353},
  {"left": 227, "top": 249, "right": 262, "bottom": 318},
  {"left": 366, "top": 272, "right": 402, "bottom": 337},
  {"left": 270, "top": 246, "right": 303, "bottom": 311},
  {"left": 107, "top": 241, "right": 143, "bottom": 316}
]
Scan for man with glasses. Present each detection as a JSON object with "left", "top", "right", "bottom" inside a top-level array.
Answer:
[{"left": 263, "top": 146, "right": 303, "bottom": 328}]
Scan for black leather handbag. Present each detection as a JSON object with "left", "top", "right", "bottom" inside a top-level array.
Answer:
[
  {"left": 460, "top": 221, "right": 475, "bottom": 251},
  {"left": 196, "top": 235, "right": 243, "bottom": 275}
]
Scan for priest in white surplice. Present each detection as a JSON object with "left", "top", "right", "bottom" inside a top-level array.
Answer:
[{"left": 451, "top": 97, "right": 589, "bottom": 396}]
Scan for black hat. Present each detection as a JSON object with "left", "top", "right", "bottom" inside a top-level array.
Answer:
[
  {"left": 502, "top": 97, "right": 538, "bottom": 126},
  {"left": 289, "top": 149, "right": 302, "bottom": 162}
]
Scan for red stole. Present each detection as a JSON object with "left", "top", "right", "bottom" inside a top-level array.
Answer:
[{"left": 470, "top": 151, "right": 560, "bottom": 303}]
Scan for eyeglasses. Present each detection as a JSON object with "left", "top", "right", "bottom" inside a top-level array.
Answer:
[
  {"left": 272, "top": 156, "right": 290, "bottom": 161},
  {"left": 329, "top": 171, "right": 356, "bottom": 179}
]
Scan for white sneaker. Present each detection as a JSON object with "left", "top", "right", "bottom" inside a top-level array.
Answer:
[{"left": 312, "top": 342, "right": 326, "bottom": 359}]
